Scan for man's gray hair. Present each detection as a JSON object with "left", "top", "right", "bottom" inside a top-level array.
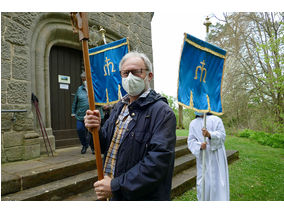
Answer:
[
  {"left": 119, "top": 51, "right": 153, "bottom": 73},
  {"left": 80, "top": 72, "right": 86, "bottom": 78}
]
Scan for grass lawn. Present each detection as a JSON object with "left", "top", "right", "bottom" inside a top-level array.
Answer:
[
  {"left": 176, "top": 129, "right": 189, "bottom": 137},
  {"left": 174, "top": 129, "right": 284, "bottom": 201}
]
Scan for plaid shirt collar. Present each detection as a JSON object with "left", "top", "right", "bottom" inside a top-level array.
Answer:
[{"left": 121, "top": 88, "right": 151, "bottom": 105}]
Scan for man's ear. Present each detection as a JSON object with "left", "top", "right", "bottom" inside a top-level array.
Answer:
[{"left": 148, "top": 72, "right": 153, "bottom": 81}]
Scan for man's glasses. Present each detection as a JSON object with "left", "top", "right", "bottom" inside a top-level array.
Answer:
[{"left": 119, "top": 69, "right": 148, "bottom": 78}]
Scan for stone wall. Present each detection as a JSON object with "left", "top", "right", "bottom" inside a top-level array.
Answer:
[{"left": 1, "top": 12, "right": 154, "bottom": 163}]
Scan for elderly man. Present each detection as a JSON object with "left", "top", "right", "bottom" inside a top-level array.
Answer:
[{"left": 84, "top": 51, "right": 176, "bottom": 201}]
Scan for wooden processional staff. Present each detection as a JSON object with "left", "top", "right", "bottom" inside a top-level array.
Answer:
[{"left": 70, "top": 12, "right": 104, "bottom": 181}]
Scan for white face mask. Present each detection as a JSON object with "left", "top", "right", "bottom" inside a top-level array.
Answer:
[
  {"left": 83, "top": 81, "right": 88, "bottom": 92},
  {"left": 122, "top": 72, "right": 148, "bottom": 96}
]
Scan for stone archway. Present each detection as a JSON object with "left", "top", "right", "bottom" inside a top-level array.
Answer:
[{"left": 29, "top": 13, "right": 81, "bottom": 151}]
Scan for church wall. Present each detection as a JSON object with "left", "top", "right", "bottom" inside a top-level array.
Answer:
[{"left": 1, "top": 12, "right": 154, "bottom": 163}]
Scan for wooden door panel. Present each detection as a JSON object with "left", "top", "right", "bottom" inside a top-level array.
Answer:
[{"left": 49, "top": 46, "right": 82, "bottom": 148}]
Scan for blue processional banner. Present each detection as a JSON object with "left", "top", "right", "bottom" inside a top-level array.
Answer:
[
  {"left": 177, "top": 33, "right": 227, "bottom": 115},
  {"left": 89, "top": 38, "right": 129, "bottom": 105}
]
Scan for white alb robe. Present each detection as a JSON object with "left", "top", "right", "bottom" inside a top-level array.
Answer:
[{"left": 187, "top": 115, "right": 230, "bottom": 201}]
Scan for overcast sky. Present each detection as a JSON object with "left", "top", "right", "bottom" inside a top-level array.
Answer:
[
  {"left": 150, "top": 2, "right": 281, "bottom": 97},
  {"left": 152, "top": 11, "right": 219, "bottom": 97}
]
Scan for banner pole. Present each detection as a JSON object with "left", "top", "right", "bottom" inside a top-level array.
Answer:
[
  {"left": 82, "top": 40, "right": 104, "bottom": 180},
  {"left": 201, "top": 15, "right": 212, "bottom": 201},
  {"left": 71, "top": 12, "right": 104, "bottom": 181},
  {"left": 201, "top": 113, "right": 207, "bottom": 201}
]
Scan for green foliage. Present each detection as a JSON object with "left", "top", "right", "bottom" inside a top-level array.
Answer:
[
  {"left": 174, "top": 135, "right": 284, "bottom": 201},
  {"left": 261, "top": 115, "right": 284, "bottom": 133},
  {"left": 238, "top": 129, "right": 284, "bottom": 148},
  {"left": 161, "top": 93, "right": 178, "bottom": 125},
  {"left": 238, "top": 129, "right": 254, "bottom": 138},
  {"left": 161, "top": 93, "right": 195, "bottom": 129},
  {"left": 210, "top": 12, "right": 284, "bottom": 132},
  {"left": 161, "top": 93, "right": 178, "bottom": 111},
  {"left": 270, "top": 133, "right": 284, "bottom": 148}
]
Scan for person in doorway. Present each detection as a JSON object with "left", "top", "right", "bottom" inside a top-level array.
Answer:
[
  {"left": 84, "top": 51, "right": 176, "bottom": 200},
  {"left": 187, "top": 111, "right": 230, "bottom": 201},
  {"left": 72, "top": 72, "right": 103, "bottom": 154}
]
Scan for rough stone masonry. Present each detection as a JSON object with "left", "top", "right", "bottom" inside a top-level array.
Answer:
[{"left": 1, "top": 12, "right": 154, "bottom": 163}]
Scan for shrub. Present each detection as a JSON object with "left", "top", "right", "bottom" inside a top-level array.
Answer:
[
  {"left": 238, "top": 129, "right": 253, "bottom": 138},
  {"left": 270, "top": 133, "right": 284, "bottom": 148},
  {"left": 238, "top": 129, "right": 284, "bottom": 148}
]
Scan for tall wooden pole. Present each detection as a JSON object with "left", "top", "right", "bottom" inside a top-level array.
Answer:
[
  {"left": 201, "top": 15, "right": 212, "bottom": 201},
  {"left": 71, "top": 12, "right": 104, "bottom": 181}
]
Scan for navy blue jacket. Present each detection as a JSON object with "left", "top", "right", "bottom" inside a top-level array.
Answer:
[{"left": 99, "top": 90, "right": 176, "bottom": 200}]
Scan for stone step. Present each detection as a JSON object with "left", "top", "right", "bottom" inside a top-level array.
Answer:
[
  {"left": 171, "top": 150, "right": 239, "bottom": 199},
  {"left": 171, "top": 166, "right": 197, "bottom": 199},
  {"left": 176, "top": 136, "right": 187, "bottom": 147},
  {"left": 64, "top": 185, "right": 98, "bottom": 201},
  {"left": 173, "top": 154, "right": 196, "bottom": 176},
  {"left": 1, "top": 150, "right": 98, "bottom": 196},
  {"left": 2, "top": 150, "right": 238, "bottom": 201},
  {"left": 2, "top": 137, "right": 188, "bottom": 196},
  {"left": 1, "top": 154, "right": 195, "bottom": 201},
  {"left": 64, "top": 150, "right": 239, "bottom": 201},
  {"left": 175, "top": 144, "right": 191, "bottom": 158},
  {"left": 2, "top": 169, "right": 98, "bottom": 201},
  {"left": 1, "top": 135, "right": 239, "bottom": 201}
]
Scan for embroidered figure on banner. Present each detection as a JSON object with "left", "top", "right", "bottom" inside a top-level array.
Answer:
[
  {"left": 194, "top": 60, "right": 207, "bottom": 83},
  {"left": 104, "top": 56, "right": 116, "bottom": 76}
]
